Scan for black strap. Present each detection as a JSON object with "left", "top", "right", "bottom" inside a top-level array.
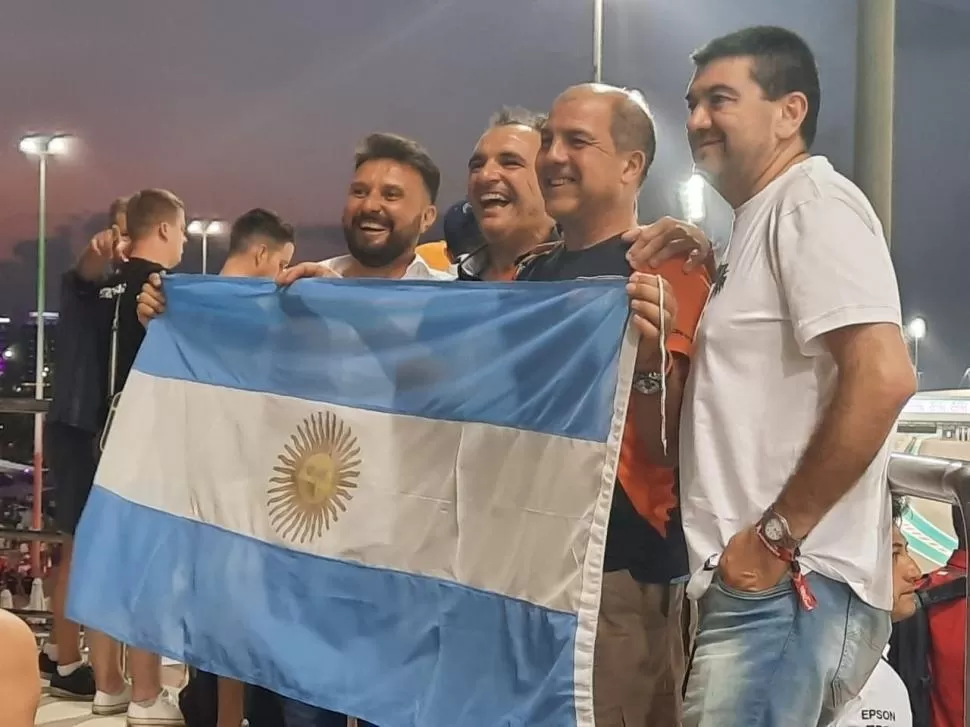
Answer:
[{"left": 919, "top": 575, "right": 967, "bottom": 609}]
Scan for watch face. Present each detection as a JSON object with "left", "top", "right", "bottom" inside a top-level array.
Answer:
[{"left": 763, "top": 517, "right": 784, "bottom": 541}]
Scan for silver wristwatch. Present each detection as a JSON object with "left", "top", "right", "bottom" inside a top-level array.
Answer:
[
  {"left": 631, "top": 371, "right": 664, "bottom": 396},
  {"left": 758, "top": 508, "right": 802, "bottom": 552}
]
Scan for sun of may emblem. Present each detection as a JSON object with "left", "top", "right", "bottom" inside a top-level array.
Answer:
[{"left": 268, "top": 411, "right": 361, "bottom": 544}]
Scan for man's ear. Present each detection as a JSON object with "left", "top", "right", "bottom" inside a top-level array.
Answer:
[{"left": 419, "top": 205, "right": 439, "bottom": 236}]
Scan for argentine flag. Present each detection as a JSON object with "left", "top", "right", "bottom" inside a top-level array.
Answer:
[{"left": 68, "top": 275, "right": 637, "bottom": 727}]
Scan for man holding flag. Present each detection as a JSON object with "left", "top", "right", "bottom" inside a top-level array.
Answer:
[
  {"left": 126, "top": 109, "right": 701, "bottom": 724},
  {"left": 519, "top": 82, "right": 710, "bottom": 726}
]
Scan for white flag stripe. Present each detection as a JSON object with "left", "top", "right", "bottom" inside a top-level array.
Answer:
[{"left": 97, "top": 370, "right": 610, "bottom": 614}]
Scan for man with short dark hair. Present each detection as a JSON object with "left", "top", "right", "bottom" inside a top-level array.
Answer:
[
  {"left": 674, "top": 26, "right": 916, "bottom": 726},
  {"left": 139, "top": 207, "right": 294, "bottom": 727},
  {"left": 458, "top": 107, "right": 559, "bottom": 281},
  {"left": 276, "top": 133, "right": 453, "bottom": 726},
  {"left": 521, "top": 82, "right": 710, "bottom": 726},
  {"left": 141, "top": 137, "right": 445, "bottom": 726},
  {"left": 222, "top": 208, "right": 296, "bottom": 278},
  {"left": 281, "top": 132, "right": 450, "bottom": 284}
]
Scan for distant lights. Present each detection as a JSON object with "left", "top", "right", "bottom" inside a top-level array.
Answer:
[
  {"left": 18, "top": 133, "right": 72, "bottom": 157},
  {"left": 682, "top": 173, "right": 706, "bottom": 223}
]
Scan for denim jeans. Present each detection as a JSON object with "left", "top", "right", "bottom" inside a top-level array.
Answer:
[
  {"left": 682, "top": 571, "right": 891, "bottom": 727},
  {"left": 280, "top": 697, "right": 377, "bottom": 727}
]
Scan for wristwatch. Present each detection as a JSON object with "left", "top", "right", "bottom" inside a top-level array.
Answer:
[
  {"left": 631, "top": 371, "right": 664, "bottom": 396},
  {"left": 756, "top": 507, "right": 802, "bottom": 553}
]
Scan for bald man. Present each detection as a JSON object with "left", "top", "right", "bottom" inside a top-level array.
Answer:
[
  {"left": 518, "top": 83, "right": 711, "bottom": 726},
  {"left": 0, "top": 609, "right": 41, "bottom": 726}
]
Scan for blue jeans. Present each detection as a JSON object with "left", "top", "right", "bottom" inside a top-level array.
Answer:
[
  {"left": 682, "top": 571, "right": 891, "bottom": 727},
  {"left": 281, "top": 697, "right": 377, "bottom": 727}
]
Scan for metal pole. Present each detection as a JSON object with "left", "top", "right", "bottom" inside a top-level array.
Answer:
[
  {"left": 592, "top": 0, "right": 604, "bottom": 83},
  {"left": 914, "top": 339, "right": 920, "bottom": 379},
  {"left": 854, "top": 0, "right": 896, "bottom": 245},
  {"left": 31, "top": 152, "right": 48, "bottom": 575},
  {"left": 202, "top": 230, "right": 208, "bottom": 274}
]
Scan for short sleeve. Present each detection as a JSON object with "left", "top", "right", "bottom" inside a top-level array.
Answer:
[
  {"left": 658, "top": 259, "right": 710, "bottom": 359},
  {"left": 775, "top": 196, "right": 901, "bottom": 356}
]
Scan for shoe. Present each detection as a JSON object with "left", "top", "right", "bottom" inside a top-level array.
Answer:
[
  {"left": 93, "top": 683, "right": 132, "bottom": 716},
  {"left": 126, "top": 687, "right": 185, "bottom": 726},
  {"left": 38, "top": 651, "right": 58, "bottom": 679},
  {"left": 48, "top": 663, "right": 96, "bottom": 700}
]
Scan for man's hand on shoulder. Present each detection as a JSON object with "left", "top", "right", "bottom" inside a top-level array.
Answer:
[
  {"left": 76, "top": 225, "right": 130, "bottom": 282},
  {"left": 622, "top": 216, "right": 713, "bottom": 275}
]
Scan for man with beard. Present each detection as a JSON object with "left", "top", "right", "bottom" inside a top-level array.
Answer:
[
  {"left": 278, "top": 133, "right": 447, "bottom": 726},
  {"left": 458, "top": 107, "right": 559, "bottom": 281},
  {"left": 674, "top": 27, "right": 916, "bottom": 726},
  {"left": 521, "top": 83, "right": 710, "bottom": 727},
  {"left": 143, "top": 133, "right": 444, "bottom": 727},
  {"left": 280, "top": 132, "right": 450, "bottom": 284}
]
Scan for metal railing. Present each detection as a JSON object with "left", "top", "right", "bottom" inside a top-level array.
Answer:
[{"left": 888, "top": 452, "right": 970, "bottom": 725}]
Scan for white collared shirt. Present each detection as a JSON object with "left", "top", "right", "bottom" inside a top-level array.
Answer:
[{"left": 319, "top": 254, "right": 455, "bottom": 281}]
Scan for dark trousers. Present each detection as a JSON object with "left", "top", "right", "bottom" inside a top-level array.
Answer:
[{"left": 281, "top": 697, "right": 377, "bottom": 727}]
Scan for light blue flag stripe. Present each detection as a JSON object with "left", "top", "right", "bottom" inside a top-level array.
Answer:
[
  {"left": 134, "top": 276, "right": 632, "bottom": 442},
  {"left": 70, "top": 487, "right": 580, "bottom": 726}
]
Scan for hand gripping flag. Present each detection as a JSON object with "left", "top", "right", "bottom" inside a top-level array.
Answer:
[{"left": 68, "top": 275, "right": 637, "bottom": 727}]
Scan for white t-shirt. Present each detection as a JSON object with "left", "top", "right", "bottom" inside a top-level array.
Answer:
[
  {"left": 680, "top": 156, "right": 901, "bottom": 609},
  {"left": 832, "top": 653, "right": 912, "bottom": 727}
]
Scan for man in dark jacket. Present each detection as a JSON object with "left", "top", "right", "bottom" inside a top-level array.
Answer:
[
  {"left": 48, "top": 189, "right": 188, "bottom": 725},
  {"left": 43, "top": 196, "right": 129, "bottom": 702}
]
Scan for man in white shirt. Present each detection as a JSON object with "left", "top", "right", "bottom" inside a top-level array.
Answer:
[
  {"left": 833, "top": 496, "right": 919, "bottom": 727},
  {"left": 668, "top": 25, "right": 917, "bottom": 726}
]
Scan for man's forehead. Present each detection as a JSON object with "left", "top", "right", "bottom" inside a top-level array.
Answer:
[
  {"left": 892, "top": 524, "right": 906, "bottom": 545},
  {"left": 548, "top": 92, "right": 612, "bottom": 129},
  {"left": 354, "top": 158, "right": 422, "bottom": 187},
  {"left": 687, "top": 56, "right": 756, "bottom": 95}
]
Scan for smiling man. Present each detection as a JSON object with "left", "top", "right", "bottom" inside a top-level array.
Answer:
[
  {"left": 458, "top": 107, "right": 559, "bottom": 281},
  {"left": 677, "top": 26, "right": 917, "bottom": 727},
  {"left": 303, "top": 132, "right": 451, "bottom": 283},
  {"left": 520, "top": 83, "right": 711, "bottom": 727}
]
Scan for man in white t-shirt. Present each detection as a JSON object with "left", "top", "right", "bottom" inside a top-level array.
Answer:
[
  {"left": 672, "top": 26, "right": 917, "bottom": 726},
  {"left": 833, "top": 496, "right": 919, "bottom": 727}
]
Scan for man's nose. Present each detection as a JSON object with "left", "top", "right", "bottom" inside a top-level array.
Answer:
[
  {"left": 687, "top": 104, "right": 712, "bottom": 135},
  {"left": 361, "top": 193, "right": 383, "bottom": 213},
  {"left": 542, "top": 137, "right": 568, "bottom": 165},
  {"left": 478, "top": 159, "right": 502, "bottom": 183}
]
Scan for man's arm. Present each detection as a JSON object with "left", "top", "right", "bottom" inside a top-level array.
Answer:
[
  {"left": 773, "top": 322, "right": 916, "bottom": 538},
  {"left": 630, "top": 355, "right": 688, "bottom": 467},
  {"left": 768, "top": 196, "right": 916, "bottom": 539},
  {"left": 75, "top": 226, "right": 129, "bottom": 282},
  {"left": 628, "top": 260, "right": 710, "bottom": 466}
]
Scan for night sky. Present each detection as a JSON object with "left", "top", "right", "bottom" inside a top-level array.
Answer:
[{"left": 1, "top": 0, "right": 967, "bottom": 387}]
